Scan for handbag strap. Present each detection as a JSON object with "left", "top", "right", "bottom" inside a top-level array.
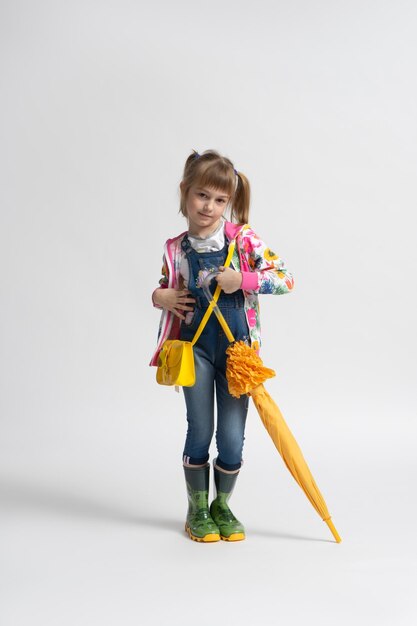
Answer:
[{"left": 190, "top": 224, "right": 248, "bottom": 347}]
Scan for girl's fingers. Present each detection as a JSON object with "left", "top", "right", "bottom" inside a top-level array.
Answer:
[
  {"left": 172, "top": 308, "right": 185, "bottom": 320},
  {"left": 178, "top": 294, "right": 195, "bottom": 302},
  {"left": 177, "top": 299, "right": 195, "bottom": 306}
]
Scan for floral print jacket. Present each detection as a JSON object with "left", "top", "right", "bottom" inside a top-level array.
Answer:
[{"left": 149, "top": 221, "right": 294, "bottom": 366}]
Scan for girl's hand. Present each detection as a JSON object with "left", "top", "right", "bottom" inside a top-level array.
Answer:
[
  {"left": 153, "top": 288, "right": 195, "bottom": 320},
  {"left": 215, "top": 267, "right": 243, "bottom": 294}
]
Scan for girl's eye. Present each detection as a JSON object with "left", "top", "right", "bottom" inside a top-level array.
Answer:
[{"left": 197, "top": 192, "right": 226, "bottom": 202}]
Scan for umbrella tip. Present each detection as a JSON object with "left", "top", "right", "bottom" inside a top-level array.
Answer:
[{"left": 325, "top": 518, "right": 342, "bottom": 543}]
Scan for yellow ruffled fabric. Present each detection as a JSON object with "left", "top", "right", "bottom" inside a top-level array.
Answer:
[{"left": 225, "top": 341, "right": 276, "bottom": 397}]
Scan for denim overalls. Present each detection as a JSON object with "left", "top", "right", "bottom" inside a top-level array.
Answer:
[{"left": 179, "top": 234, "right": 250, "bottom": 472}]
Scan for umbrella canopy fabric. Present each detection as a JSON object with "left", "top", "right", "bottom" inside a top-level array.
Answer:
[{"left": 252, "top": 385, "right": 341, "bottom": 541}]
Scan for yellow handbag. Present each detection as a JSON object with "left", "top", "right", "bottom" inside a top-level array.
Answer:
[
  {"left": 156, "top": 339, "right": 195, "bottom": 386},
  {"left": 156, "top": 236, "right": 237, "bottom": 387}
]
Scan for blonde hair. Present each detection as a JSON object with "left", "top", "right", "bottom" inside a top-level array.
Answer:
[{"left": 179, "top": 149, "right": 250, "bottom": 224}]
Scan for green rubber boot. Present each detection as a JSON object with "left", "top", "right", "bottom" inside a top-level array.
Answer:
[
  {"left": 184, "top": 464, "right": 220, "bottom": 542},
  {"left": 209, "top": 461, "right": 245, "bottom": 541}
]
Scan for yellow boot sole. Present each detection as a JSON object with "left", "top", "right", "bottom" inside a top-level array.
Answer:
[
  {"left": 220, "top": 532, "right": 245, "bottom": 542},
  {"left": 185, "top": 523, "right": 220, "bottom": 543}
]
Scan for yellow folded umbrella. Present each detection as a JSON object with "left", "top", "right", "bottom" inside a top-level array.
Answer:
[{"left": 202, "top": 276, "right": 341, "bottom": 543}]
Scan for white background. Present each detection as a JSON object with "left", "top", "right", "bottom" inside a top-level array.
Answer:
[{"left": 1, "top": 1, "right": 416, "bottom": 624}]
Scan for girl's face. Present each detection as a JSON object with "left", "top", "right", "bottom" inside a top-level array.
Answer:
[{"left": 184, "top": 185, "right": 230, "bottom": 237}]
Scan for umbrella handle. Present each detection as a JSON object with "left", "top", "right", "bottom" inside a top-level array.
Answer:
[{"left": 202, "top": 272, "right": 236, "bottom": 343}]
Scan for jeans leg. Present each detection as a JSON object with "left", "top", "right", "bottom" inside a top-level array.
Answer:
[
  {"left": 214, "top": 367, "right": 249, "bottom": 471},
  {"left": 182, "top": 345, "right": 216, "bottom": 465}
]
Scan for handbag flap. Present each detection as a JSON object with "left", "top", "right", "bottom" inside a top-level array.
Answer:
[{"left": 162, "top": 340, "right": 191, "bottom": 369}]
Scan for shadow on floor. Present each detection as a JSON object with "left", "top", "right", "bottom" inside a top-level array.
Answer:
[
  {"left": 248, "top": 527, "right": 335, "bottom": 543},
  {"left": 0, "top": 475, "right": 182, "bottom": 535}
]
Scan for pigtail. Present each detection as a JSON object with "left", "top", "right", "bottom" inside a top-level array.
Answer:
[{"left": 231, "top": 171, "right": 250, "bottom": 225}]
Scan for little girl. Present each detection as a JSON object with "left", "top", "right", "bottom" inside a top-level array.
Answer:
[{"left": 150, "top": 149, "right": 294, "bottom": 543}]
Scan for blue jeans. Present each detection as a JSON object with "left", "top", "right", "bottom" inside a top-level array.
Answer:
[{"left": 180, "top": 295, "right": 250, "bottom": 472}]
